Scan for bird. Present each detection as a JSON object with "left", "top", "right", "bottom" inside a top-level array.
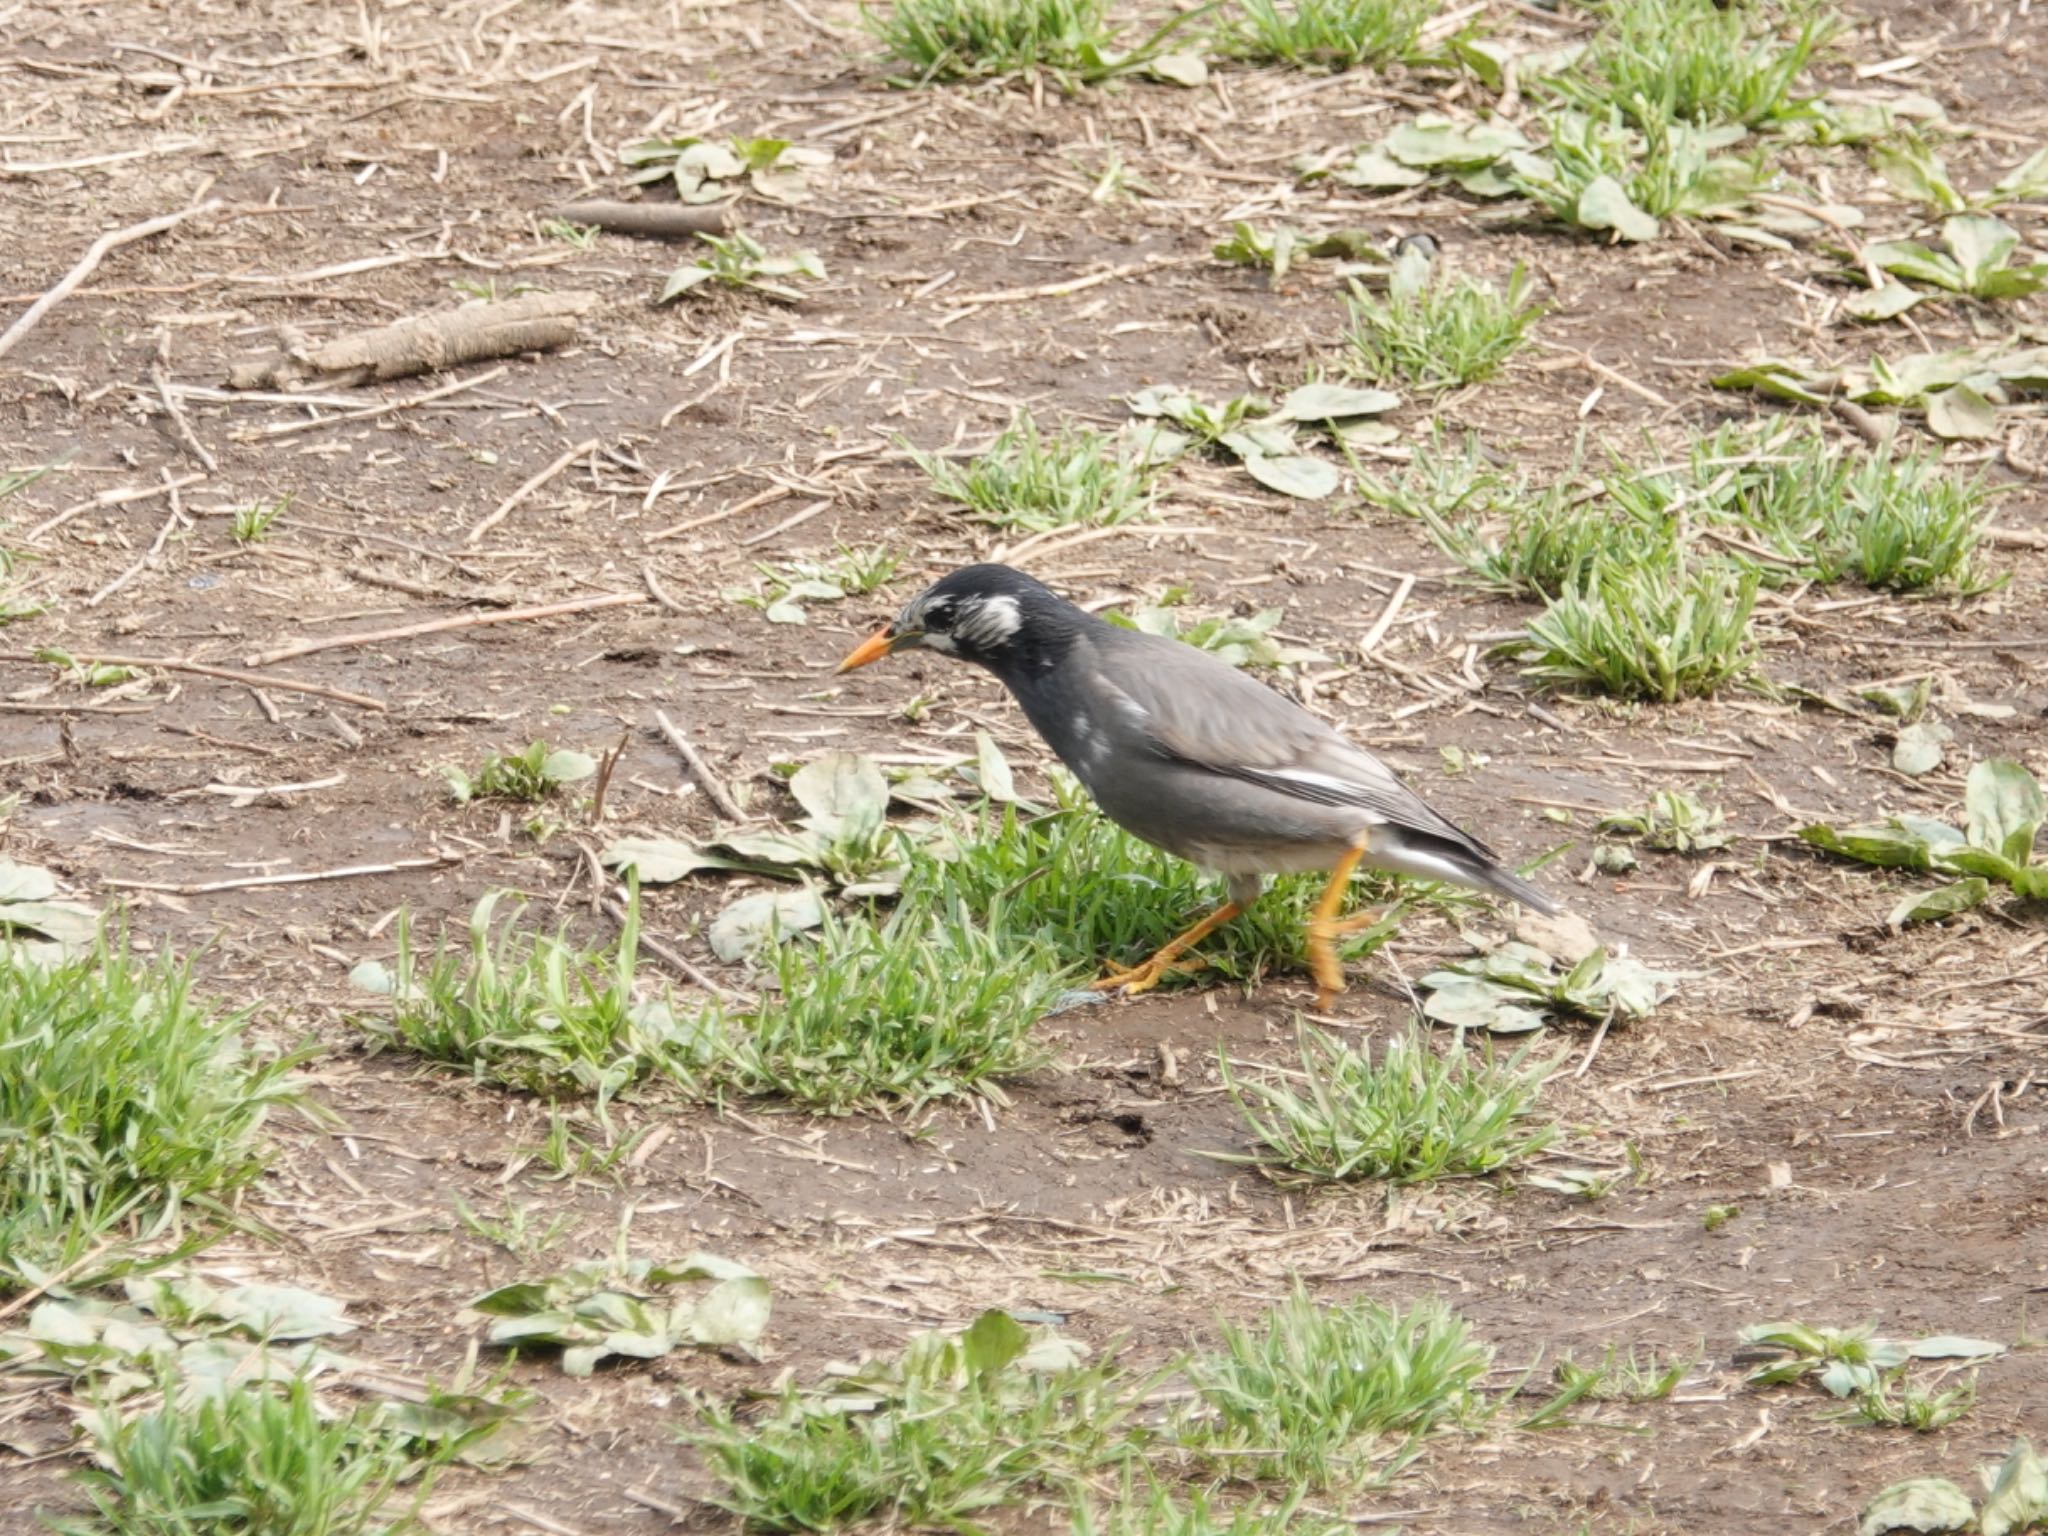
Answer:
[{"left": 837, "top": 564, "right": 1558, "bottom": 1007}]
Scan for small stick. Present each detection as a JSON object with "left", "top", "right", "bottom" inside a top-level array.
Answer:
[
  {"left": 653, "top": 707, "right": 744, "bottom": 821},
  {"left": 249, "top": 364, "right": 509, "bottom": 440},
  {"left": 0, "top": 198, "right": 222, "bottom": 363},
  {"left": 1986, "top": 526, "right": 2048, "bottom": 549},
  {"left": 0, "top": 648, "right": 387, "bottom": 711},
  {"left": 547, "top": 199, "right": 731, "bottom": 239},
  {"left": 641, "top": 561, "right": 687, "bottom": 614},
  {"left": 103, "top": 853, "right": 459, "bottom": 895},
  {"left": 242, "top": 591, "right": 644, "bottom": 667},
  {"left": 1357, "top": 573, "right": 1414, "bottom": 656},
  {"left": 943, "top": 254, "right": 1184, "bottom": 308},
  {"left": 1575, "top": 1010, "right": 1615, "bottom": 1080},
  {"left": 603, "top": 894, "right": 751, "bottom": 1003},
  {"left": 591, "top": 726, "right": 630, "bottom": 823},
  {"left": 466, "top": 436, "right": 600, "bottom": 545},
  {"left": 0, "top": 1238, "right": 121, "bottom": 1322},
  {"left": 736, "top": 497, "right": 831, "bottom": 548},
  {"left": 648, "top": 483, "right": 792, "bottom": 542},
  {"left": 23, "top": 472, "right": 206, "bottom": 543},
  {"left": 151, "top": 364, "right": 218, "bottom": 471}
]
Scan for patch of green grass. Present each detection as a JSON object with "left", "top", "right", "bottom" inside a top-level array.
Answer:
[
  {"left": 1184, "top": 1283, "right": 1491, "bottom": 1488},
  {"left": 933, "top": 787, "right": 1434, "bottom": 989},
  {"left": 1548, "top": 0, "right": 1835, "bottom": 130},
  {"left": 54, "top": 1371, "right": 453, "bottom": 1536},
  {"left": 1217, "top": 1026, "right": 1556, "bottom": 1184},
  {"left": 355, "top": 890, "right": 719, "bottom": 1108},
  {"left": 1599, "top": 420, "right": 1997, "bottom": 593},
  {"left": 1849, "top": 1373, "right": 1976, "bottom": 1431},
  {"left": 1074, "top": 1483, "right": 1349, "bottom": 1536},
  {"left": 864, "top": 0, "right": 1115, "bottom": 81},
  {"left": 1507, "top": 106, "right": 1767, "bottom": 239},
  {"left": 1597, "top": 789, "right": 1731, "bottom": 853},
  {"left": 445, "top": 740, "right": 596, "bottom": 805},
  {"left": 659, "top": 231, "right": 823, "bottom": 304},
  {"left": 1, "top": 939, "right": 301, "bottom": 1291},
  {"left": 911, "top": 411, "right": 1156, "bottom": 534},
  {"left": 727, "top": 894, "right": 1064, "bottom": 1111},
  {"left": 1343, "top": 263, "right": 1540, "bottom": 391},
  {"left": 453, "top": 1196, "right": 575, "bottom": 1260},
  {"left": 230, "top": 497, "right": 288, "bottom": 544},
  {"left": 1367, "top": 434, "right": 1675, "bottom": 600},
  {"left": 1552, "top": 1344, "right": 1697, "bottom": 1403},
  {"left": 1518, "top": 560, "right": 1760, "bottom": 702},
  {"left": 1, "top": 465, "right": 46, "bottom": 623},
  {"left": 689, "top": 1311, "right": 1143, "bottom": 1532},
  {"left": 1216, "top": 0, "right": 1436, "bottom": 70}
]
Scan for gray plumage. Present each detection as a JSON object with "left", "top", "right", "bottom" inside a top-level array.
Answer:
[{"left": 855, "top": 564, "right": 1556, "bottom": 917}]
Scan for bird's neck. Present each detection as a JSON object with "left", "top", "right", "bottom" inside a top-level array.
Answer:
[{"left": 977, "top": 602, "right": 1094, "bottom": 689}]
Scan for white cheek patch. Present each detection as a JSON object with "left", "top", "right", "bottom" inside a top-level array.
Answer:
[
  {"left": 921, "top": 631, "right": 959, "bottom": 654},
  {"left": 953, "top": 593, "right": 1022, "bottom": 649}
]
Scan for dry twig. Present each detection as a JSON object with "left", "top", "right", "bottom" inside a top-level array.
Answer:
[
  {"left": 0, "top": 198, "right": 222, "bottom": 363},
  {"left": 653, "top": 708, "right": 745, "bottom": 821},
  {"left": 242, "top": 591, "right": 645, "bottom": 667}
]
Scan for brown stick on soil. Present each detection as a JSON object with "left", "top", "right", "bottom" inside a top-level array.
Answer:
[
  {"left": 242, "top": 591, "right": 646, "bottom": 667},
  {"left": 103, "top": 853, "right": 461, "bottom": 895},
  {"left": 465, "top": 437, "right": 600, "bottom": 545},
  {"left": 227, "top": 291, "right": 598, "bottom": 390},
  {"left": 0, "top": 199, "right": 222, "bottom": 364},
  {"left": 0, "top": 648, "right": 387, "bottom": 711},
  {"left": 548, "top": 200, "right": 731, "bottom": 239},
  {"left": 653, "top": 708, "right": 746, "bottom": 822}
]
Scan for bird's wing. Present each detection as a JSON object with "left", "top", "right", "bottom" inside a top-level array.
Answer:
[{"left": 1084, "top": 625, "right": 1493, "bottom": 853}]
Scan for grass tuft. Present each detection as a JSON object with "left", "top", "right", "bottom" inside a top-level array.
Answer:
[
  {"left": 726, "top": 894, "right": 1065, "bottom": 1111},
  {"left": 1549, "top": 0, "right": 1835, "bottom": 130},
  {"left": 911, "top": 411, "right": 1156, "bottom": 533},
  {"left": 1217, "top": 0, "right": 1436, "bottom": 69},
  {"left": 689, "top": 1314, "right": 1141, "bottom": 1531},
  {"left": 864, "top": 0, "right": 1115, "bottom": 81},
  {"left": 1219, "top": 1026, "right": 1556, "bottom": 1184},
  {"left": 1, "top": 939, "right": 300, "bottom": 1291},
  {"left": 933, "top": 787, "right": 1437, "bottom": 988},
  {"left": 357, "top": 890, "right": 718, "bottom": 1108},
  {"left": 1518, "top": 560, "right": 1760, "bottom": 702},
  {"left": 1075, "top": 1485, "right": 1350, "bottom": 1536},
  {"left": 1343, "top": 264, "right": 1540, "bottom": 391},
  {"left": 55, "top": 1371, "right": 454, "bottom": 1536},
  {"left": 445, "top": 740, "right": 595, "bottom": 805},
  {"left": 1185, "top": 1283, "right": 1491, "bottom": 1487}
]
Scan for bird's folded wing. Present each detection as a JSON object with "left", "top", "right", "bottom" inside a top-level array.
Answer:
[{"left": 1092, "top": 632, "right": 1489, "bottom": 851}]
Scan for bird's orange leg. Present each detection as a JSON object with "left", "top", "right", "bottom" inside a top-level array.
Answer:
[
  {"left": 1091, "top": 900, "right": 1243, "bottom": 997},
  {"left": 1307, "top": 847, "right": 1376, "bottom": 1009}
]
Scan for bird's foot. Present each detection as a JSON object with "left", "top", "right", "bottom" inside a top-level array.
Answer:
[
  {"left": 1307, "top": 908, "right": 1385, "bottom": 1009},
  {"left": 1324, "top": 905, "right": 1386, "bottom": 938},
  {"left": 1090, "top": 950, "right": 1207, "bottom": 997}
]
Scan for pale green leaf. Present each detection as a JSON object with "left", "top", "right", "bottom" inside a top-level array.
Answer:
[
  {"left": 1888, "top": 878, "right": 1989, "bottom": 928},
  {"left": 1576, "top": 176, "right": 1659, "bottom": 242},
  {"left": 1965, "top": 758, "right": 2045, "bottom": 865},
  {"left": 707, "top": 888, "right": 827, "bottom": 962},
  {"left": 1241, "top": 452, "right": 1339, "bottom": 500},
  {"left": 1858, "top": 1478, "right": 1975, "bottom": 1536},
  {"left": 1924, "top": 383, "right": 1999, "bottom": 439}
]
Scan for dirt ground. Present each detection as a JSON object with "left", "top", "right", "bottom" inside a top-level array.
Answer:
[{"left": 3, "top": 0, "right": 2047, "bottom": 1530}]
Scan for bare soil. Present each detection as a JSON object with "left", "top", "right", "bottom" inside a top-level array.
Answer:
[{"left": 3, "top": 0, "right": 2047, "bottom": 1532}]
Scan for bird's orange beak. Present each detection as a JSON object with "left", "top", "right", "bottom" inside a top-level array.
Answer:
[{"left": 836, "top": 627, "right": 898, "bottom": 673}]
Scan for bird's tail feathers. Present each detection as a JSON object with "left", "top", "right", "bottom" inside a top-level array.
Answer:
[{"left": 1370, "top": 826, "right": 1561, "bottom": 915}]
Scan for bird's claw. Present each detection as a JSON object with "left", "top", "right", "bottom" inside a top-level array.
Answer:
[{"left": 1090, "top": 951, "right": 1208, "bottom": 996}]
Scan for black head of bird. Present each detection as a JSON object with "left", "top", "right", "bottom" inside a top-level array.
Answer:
[
  {"left": 836, "top": 562, "right": 1079, "bottom": 678},
  {"left": 841, "top": 562, "right": 1558, "bottom": 1007}
]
